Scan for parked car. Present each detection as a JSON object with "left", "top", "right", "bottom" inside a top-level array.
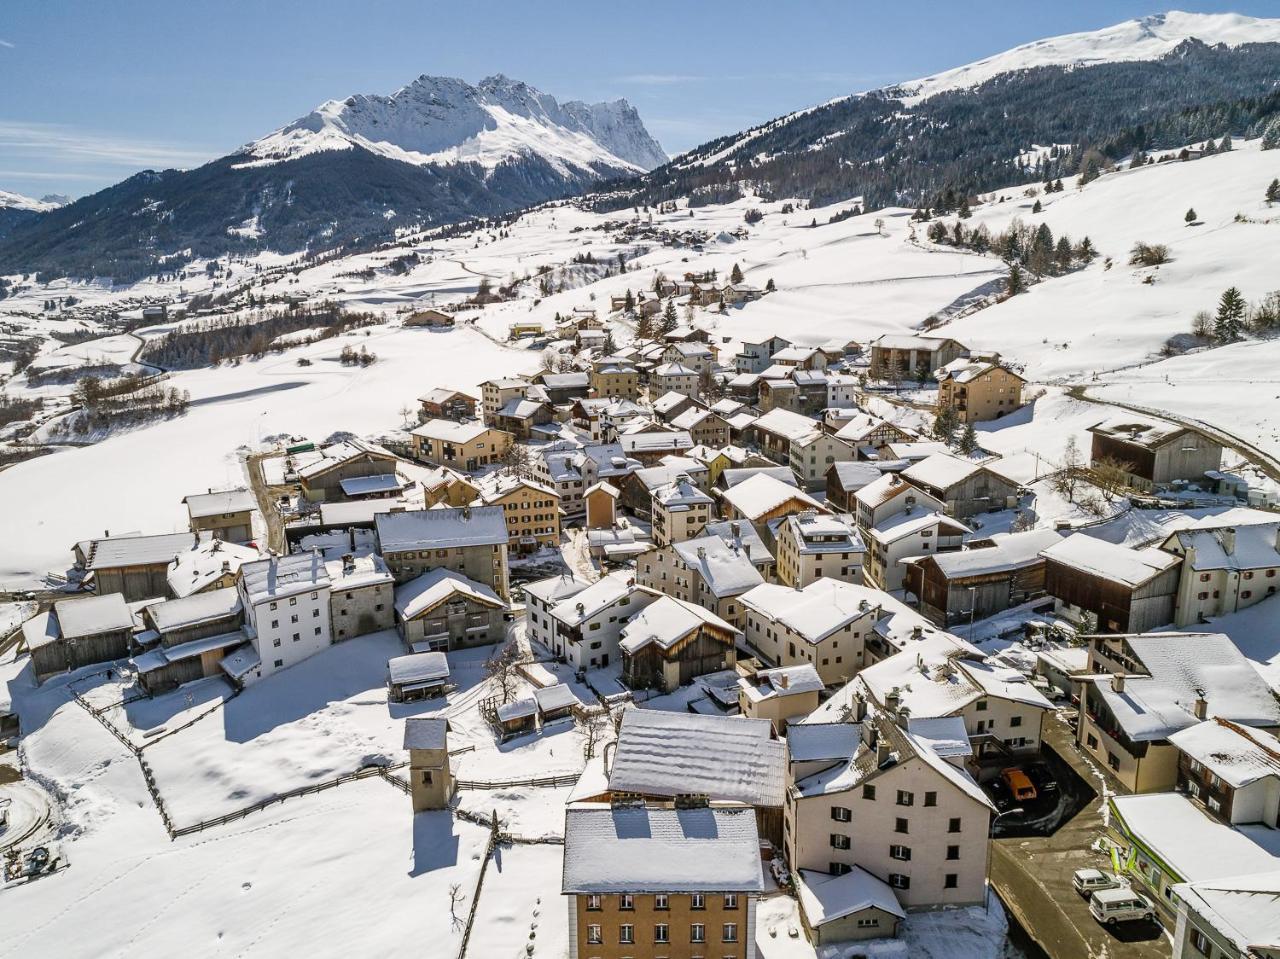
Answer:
[
  {"left": 1089, "top": 887, "right": 1156, "bottom": 926},
  {"left": 1001, "top": 767, "right": 1038, "bottom": 803},
  {"left": 1072, "top": 868, "right": 1126, "bottom": 898}
]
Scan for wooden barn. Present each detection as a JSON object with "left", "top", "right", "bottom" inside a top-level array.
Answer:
[
  {"left": 24, "top": 594, "right": 136, "bottom": 683},
  {"left": 619, "top": 595, "right": 739, "bottom": 693},
  {"left": 906, "top": 528, "right": 1064, "bottom": 626},
  {"left": 1042, "top": 534, "right": 1182, "bottom": 633}
]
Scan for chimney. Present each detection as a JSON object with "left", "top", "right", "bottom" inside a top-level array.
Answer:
[
  {"left": 1193, "top": 688, "right": 1208, "bottom": 720},
  {"left": 696, "top": 546, "right": 706, "bottom": 560},
  {"left": 911, "top": 625, "right": 923, "bottom": 640},
  {"left": 876, "top": 734, "right": 892, "bottom": 766},
  {"left": 885, "top": 686, "right": 902, "bottom": 713},
  {"left": 1111, "top": 673, "right": 1126, "bottom": 694},
  {"left": 858, "top": 599, "right": 869, "bottom": 612},
  {"left": 852, "top": 692, "right": 867, "bottom": 723},
  {"left": 1219, "top": 528, "right": 1236, "bottom": 555},
  {"left": 221, "top": 561, "right": 231, "bottom": 573},
  {"left": 730, "top": 521, "right": 741, "bottom": 538},
  {"left": 342, "top": 552, "right": 355, "bottom": 573}
]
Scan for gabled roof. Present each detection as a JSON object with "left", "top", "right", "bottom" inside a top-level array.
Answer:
[
  {"left": 1168, "top": 718, "right": 1280, "bottom": 789},
  {"left": 562, "top": 804, "right": 764, "bottom": 895},
  {"left": 410, "top": 418, "right": 497, "bottom": 443},
  {"left": 740, "top": 579, "right": 888, "bottom": 644},
  {"left": 608, "top": 708, "right": 785, "bottom": 807},
  {"left": 403, "top": 713, "right": 449, "bottom": 748},
  {"left": 391, "top": 655, "right": 450, "bottom": 691},
  {"left": 52, "top": 593, "right": 134, "bottom": 639},
  {"left": 671, "top": 535, "right": 764, "bottom": 597},
  {"left": 721, "top": 473, "right": 824, "bottom": 521},
  {"left": 394, "top": 567, "right": 504, "bottom": 621},
  {"left": 1171, "top": 870, "right": 1280, "bottom": 955},
  {"left": 796, "top": 867, "right": 904, "bottom": 928},
  {"left": 923, "top": 528, "right": 1064, "bottom": 579},
  {"left": 902, "top": 453, "right": 1015, "bottom": 494},
  {"left": 375, "top": 506, "right": 509, "bottom": 552},
  {"left": 549, "top": 572, "right": 646, "bottom": 627},
  {"left": 166, "top": 539, "right": 259, "bottom": 598},
  {"left": 85, "top": 531, "right": 202, "bottom": 571},
  {"left": 751, "top": 408, "right": 819, "bottom": 442},
  {"left": 240, "top": 552, "right": 330, "bottom": 605},
  {"left": 297, "top": 439, "right": 396, "bottom": 479},
  {"left": 1163, "top": 522, "right": 1280, "bottom": 572},
  {"left": 1041, "top": 534, "right": 1181, "bottom": 588},
  {"left": 619, "top": 595, "right": 737, "bottom": 654},
  {"left": 147, "top": 586, "right": 242, "bottom": 634},
  {"left": 183, "top": 488, "right": 256, "bottom": 518},
  {"left": 739, "top": 664, "right": 824, "bottom": 703},
  {"left": 786, "top": 723, "right": 863, "bottom": 763}
]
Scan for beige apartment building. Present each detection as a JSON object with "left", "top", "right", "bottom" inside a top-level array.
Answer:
[
  {"left": 650, "top": 475, "right": 714, "bottom": 547},
  {"left": 411, "top": 419, "right": 513, "bottom": 472},
  {"left": 784, "top": 711, "right": 995, "bottom": 912},
  {"left": 934, "top": 355, "right": 1025, "bottom": 424},
  {"left": 476, "top": 474, "right": 562, "bottom": 554},
  {"left": 590, "top": 359, "right": 641, "bottom": 400},
  {"left": 775, "top": 511, "right": 865, "bottom": 588},
  {"left": 480, "top": 377, "right": 531, "bottom": 423},
  {"left": 788, "top": 430, "right": 855, "bottom": 491},
  {"left": 563, "top": 803, "right": 764, "bottom": 959}
]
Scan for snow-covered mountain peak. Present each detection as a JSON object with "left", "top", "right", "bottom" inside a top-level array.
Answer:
[
  {"left": 0, "top": 190, "right": 66, "bottom": 212},
  {"left": 889, "top": 10, "right": 1280, "bottom": 103},
  {"left": 240, "top": 73, "right": 666, "bottom": 175}
]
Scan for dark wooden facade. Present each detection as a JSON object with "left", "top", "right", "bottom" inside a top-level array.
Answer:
[{"left": 1044, "top": 559, "right": 1179, "bottom": 633}]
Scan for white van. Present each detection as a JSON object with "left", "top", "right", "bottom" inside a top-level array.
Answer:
[
  {"left": 1089, "top": 887, "right": 1156, "bottom": 925},
  {"left": 1071, "top": 868, "right": 1125, "bottom": 898}
]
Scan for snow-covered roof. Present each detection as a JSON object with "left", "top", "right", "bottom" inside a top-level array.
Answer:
[
  {"left": 671, "top": 535, "right": 764, "bottom": 598},
  {"left": 741, "top": 579, "right": 886, "bottom": 644},
  {"left": 653, "top": 475, "right": 714, "bottom": 511},
  {"left": 902, "top": 453, "right": 1012, "bottom": 493},
  {"left": 166, "top": 539, "right": 259, "bottom": 598},
  {"left": 403, "top": 715, "right": 449, "bottom": 749},
  {"left": 739, "top": 664, "right": 825, "bottom": 704},
  {"left": 390, "top": 653, "right": 450, "bottom": 689},
  {"left": 533, "top": 682, "right": 581, "bottom": 713},
  {"left": 52, "top": 593, "right": 134, "bottom": 639},
  {"left": 871, "top": 333, "right": 958, "bottom": 351},
  {"left": 240, "top": 552, "right": 330, "bottom": 606},
  {"left": 796, "top": 867, "right": 905, "bottom": 927},
  {"left": 1041, "top": 534, "right": 1181, "bottom": 587},
  {"left": 549, "top": 571, "right": 644, "bottom": 627},
  {"left": 702, "top": 519, "right": 771, "bottom": 568},
  {"left": 608, "top": 708, "right": 786, "bottom": 807},
  {"left": 1110, "top": 793, "right": 1279, "bottom": 882},
  {"left": 855, "top": 634, "right": 992, "bottom": 719},
  {"left": 721, "top": 473, "right": 823, "bottom": 521},
  {"left": 562, "top": 804, "right": 764, "bottom": 894},
  {"left": 934, "top": 355, "right": 1023, "bottom": 385},
  {"left": 784, "top": 512, "right": 863, "bottom": 554},
  {"left": 375, "top": 506, "right": 509, "bottom": 551},
  {"left": 1168, "top": 719, "right": 1280, "bottom": 789},
  {"left": 394, "top": 567, "right": 504, "bottom": 620},
  {"left": 318, "top": 498, "right": 408, "bottom": 527},
  {"left": 620, "top": 431, "right": 694, "bottom": 454},
  {"left": 338, "top": 473, "right": 406, "bottom": 497},
  {"left": 86, "top": 531, "right": 202, "bottom": 570},
  {"left": 654, "top": 361, "right": 697, "bottom": 377},
  {"left": 219, "top": 643, "right": 261, "bottom": 681},
  {"left": 297, "top": 439, "right": 396, "bottom": 479},
  {"left": 147, "top": 586, "right": 242, "bottom": 634},
  {"left": 827, "top": 461, "right": 883, "bottom": 491},
  {"left": 524, "top": 573, "right": 592, "bottom": 605},
  {"left": 418, "top": 386, "right": 470, "bottom": 404},
  {"left": 496, "top": 398, "right": 546, "bottom": 420},
  {"left": 721, "top": 466, "right": 796, "bottom": 489},
  {"left": 324, "top": 553, "right": 393, "bottom": 590},
  {"left": 906, "top": 716, "right": 973, "bottom": 759},
  {"left": 583, "top": 480, "right": 619, "bottom": 499},
  {"left": 183, "top": 488, "right": 257, "bottom": 518},
  {"left": 853, "top": 472, "right": 934, "bottom": 510},
  {"left": 619, "top": 595, "right": 737, "bottom": 654},
  {"left": 670, "top": 407, "right": 717, "bottom": 432},
  {"left": 497, "top": 697, "right": 538, "bottom": 722},
  {"left": 751, "top": 407, "right": 820, "bottom": 442},
  {"left": 924, "top": 528, "right": 1064, "bottom": 578},
  {"left": 1171, "top": 870, "right": 1280, "bottom": 956},
  {"left": 1090, "top": 632, "right": 1280, "bottom": 740},
  {"left": 868, "top": 509, "right": 968, "bottom": 547},
  {"left": 786, "top": 722, "right": 862, "bottom": 763},
  {"left": 410, "top": 418, "right": 494, "bottom": 443},
  {"left": 1164, "top": 522, "right": 1280, "bottom": 572},
  {"left": 1089, "top": 416, "right": 1189, "bottom": 449}
]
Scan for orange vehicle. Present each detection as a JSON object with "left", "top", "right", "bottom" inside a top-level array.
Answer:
[{"left": 1001, "top": 767, "right": 1038, "bottom": 803}]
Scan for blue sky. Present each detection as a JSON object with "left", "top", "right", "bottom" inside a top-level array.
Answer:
[{"left": 1, "top": 1, "right": 1276, "bottom": 199}]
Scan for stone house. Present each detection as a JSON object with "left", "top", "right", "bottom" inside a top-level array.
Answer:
[
  {"left": 326, "top": 553, "right": 395, "bottom": 641},
  {"left": 405, "top": 716, "right": 454, "bottom": 811},
  {"left": 474, "top": 473, "right": 561, "bottom": 554},
  {"left": 393, "top": 567, "right": 507, "bottom": 652},
  {"left": 636, "top": 533, "right": 764, "bottom": 629},
  {"left": 183, "top": 488, "right": 256, "bottom": 543},
  {"left": 374, "top": 506, "right": 510, "bottom": 599}
]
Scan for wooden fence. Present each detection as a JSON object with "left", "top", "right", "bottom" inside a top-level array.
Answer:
[{"left": 455, "top": 772, "right": 580, "bottom": 790}]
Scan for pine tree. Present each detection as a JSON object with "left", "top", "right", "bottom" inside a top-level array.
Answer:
[
  {"left": 730, "top": 263, "right": 744, "bottom": 284},
  {"left": 1185, "top": 208, "right": 1197, "bottom": 224},
  {"left": 958, "top": 422, "right": 979, "bottom": 455},
  {"left": 765, "top": 278, "right": 776, "bottom": 292},
  {"left": 1266, "top": 179, "right": 1279, "bottom": 205},
  {"left": 660, "top": 299, "right": 678, "bottom": 336},
  {"left": 957, "top": 198, "right": 971, "bottom": 219},
  {"left": 1220, "top": 134, "right": 1233, "bottom": 152},
  {"left": 1006, "top": 263, "right": 1025, "bottom": 296},
  {"left": 623, "top": 288, "right": 635, "bottom": 312},
  {"left": 634, "top": 310, "right": 654, "bottom": 342},
  {"left": 933, "top": 406, "right": 958, "bottom": 443},
  {"left": 1031, "top": 199, "right": 1042, "bottom": 214},
  {"left": 1214, "top": 287, "right": 1247, "bottom": 343}
]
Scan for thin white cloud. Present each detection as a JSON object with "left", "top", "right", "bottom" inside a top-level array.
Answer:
[
  {"left": 0, "top": 120, "right": 218, "bottom": 169},
  {"left": 0, "top": 39, "right": 14, "bottom": 49},
  {"left": 0, "top": 169, "right": 105, "bottom": 181},
  {"left": 614, "top": 73, "right": 705, "bottom": 85}
]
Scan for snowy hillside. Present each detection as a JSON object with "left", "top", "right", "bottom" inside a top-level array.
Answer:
[
  {"left": 242, "top": 73, "right": 667, "bottom": 175},
  {"left": 890, "top": 10, "right": 1280, "bottom": 103}
]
